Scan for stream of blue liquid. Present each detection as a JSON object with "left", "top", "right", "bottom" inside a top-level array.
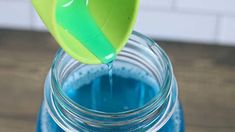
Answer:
[
  {"left": 36, "top": 64, "right": 184, "bottom": 131},
  {"left": 108, "top": 62, "right": 113, "bottom": 97}
]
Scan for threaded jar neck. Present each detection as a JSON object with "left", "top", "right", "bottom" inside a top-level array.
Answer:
[{"left": 44, "top": 31, "right": 178, "bottom": 131}]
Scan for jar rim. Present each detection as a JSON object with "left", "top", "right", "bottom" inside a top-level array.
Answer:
[
  {"left": 50, "top": 31, "right": 174, "bottom": 117},
  {"left": 45, "top": 31, "right": 178, "bottom": 131}
]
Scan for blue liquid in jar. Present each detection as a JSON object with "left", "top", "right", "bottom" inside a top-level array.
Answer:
[
  {"left": 64, "top": 67, "right": 159, "bottom": 112},
  {"left": 36, "top": 65, "right": 184, "bottom": 131}
]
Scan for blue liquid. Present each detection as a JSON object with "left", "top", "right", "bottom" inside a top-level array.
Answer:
[
  {"left": 36, "top": 66, "right": 184, "bottom": 131},
  {"left": 64, "top": 70, "right": 158, "bottom": 112}
]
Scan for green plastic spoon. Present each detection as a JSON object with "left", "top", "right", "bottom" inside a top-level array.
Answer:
[{"left": 32, "top": 0, "right": 140, "bottom": 64}]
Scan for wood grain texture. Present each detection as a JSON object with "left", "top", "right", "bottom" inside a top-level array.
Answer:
[{"left": 0, "top": 29, "right": 234, "bottom": 132}]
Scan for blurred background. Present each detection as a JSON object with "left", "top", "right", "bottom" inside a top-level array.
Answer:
[
  {"left": 0, "top": 0, "right": 235, "bottom": 132},
  {"left": 0, "top": 0, "right": 235, "bottom": 45}
]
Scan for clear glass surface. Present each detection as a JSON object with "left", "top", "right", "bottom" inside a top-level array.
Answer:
[{"left": 36, "top": 31, "right": 185, "bottom": 132}]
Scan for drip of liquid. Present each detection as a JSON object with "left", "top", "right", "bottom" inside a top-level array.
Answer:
[
  {"left": 107, "top": 61, "right": 113, "bottom": 96},
  {"left": 56, "top": 0, "right": 116, "bottom": 63}
]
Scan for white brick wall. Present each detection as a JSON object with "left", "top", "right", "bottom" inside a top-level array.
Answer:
[
  {"left": 141, "top": 0, "right": 173, "bottom": 9},
  {"left": 135, "top": 11, "right": 217, "bottom": 43},
  {"left": 0, "top": 1, "right": 32, "bottom": 30},
  {"left": 218, "top": 16, "right": 235, "bottom": 44},
  {"left": 0, "top": 0, "right": 234, "bottom": 46},
  {"left": 176, "top": 0, "right": 235, "bottom": 15}
]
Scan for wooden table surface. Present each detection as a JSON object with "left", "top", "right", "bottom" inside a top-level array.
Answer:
[{"left": 0, "top": 30, "right": 234, "bottom": 132}]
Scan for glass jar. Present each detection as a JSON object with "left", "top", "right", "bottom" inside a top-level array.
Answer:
[{"left": 36, "top": 31, "right": 185, "bottom": 132}]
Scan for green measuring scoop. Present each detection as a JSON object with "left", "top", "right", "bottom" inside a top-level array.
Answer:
[{"left": 32, "top": 0, "right": 140, "bottom": 64}]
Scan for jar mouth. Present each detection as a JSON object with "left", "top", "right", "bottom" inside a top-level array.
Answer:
[
  {"left": 50, "top": 31, "right": 174, "bottom": 117},
  {"left": 46, "top": 31, "right": 178, "bottom": 131}
]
